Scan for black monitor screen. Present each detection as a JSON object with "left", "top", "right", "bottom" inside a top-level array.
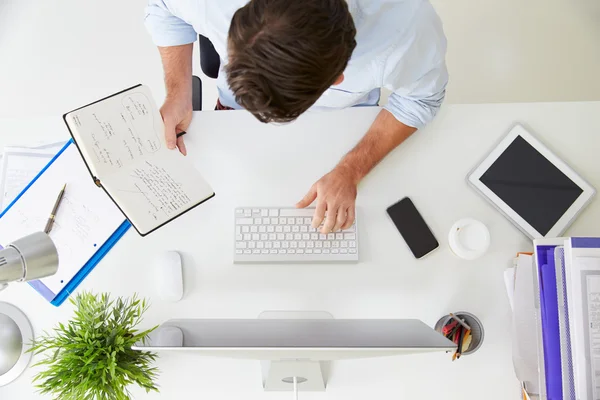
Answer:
[{"left": 479, "top": 136, "right": 583, "bottom": 235}]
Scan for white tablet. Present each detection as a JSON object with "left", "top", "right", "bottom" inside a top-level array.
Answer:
[{"left": 468, "top": 124, "right": 596, "bottom": 239}]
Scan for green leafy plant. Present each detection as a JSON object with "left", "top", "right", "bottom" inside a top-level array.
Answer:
[{"left": 29, "top": 292, "right": 159, "bottom": 400}]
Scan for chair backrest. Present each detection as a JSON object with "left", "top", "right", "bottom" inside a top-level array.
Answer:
[{"left": 199, "top": 35, "right": 220, "bottom": 79}]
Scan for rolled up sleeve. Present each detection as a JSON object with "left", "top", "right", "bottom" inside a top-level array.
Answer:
[
  {"left": 145, "top": 0, "right": 198, "bottom": 47},
  {"left": 384, "top": 61, "right": 448, "bottom": 129}
]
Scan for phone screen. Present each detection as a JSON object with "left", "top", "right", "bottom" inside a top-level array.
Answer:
[{"left": 386, "top": 197, "right": 439, "bottom": 259}]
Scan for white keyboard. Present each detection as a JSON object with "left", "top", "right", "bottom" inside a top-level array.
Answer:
[{"left": 234, "top": 207, "right": 358, "bottom": 263}]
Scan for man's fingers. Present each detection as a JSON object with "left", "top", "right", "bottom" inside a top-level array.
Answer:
[
  {"left": 176, "top": 136, "right": 187, "bottom": 156},
  {"left": 322, "top": 207, "right": 338, "bottom": 234},
  {"left": 333, "top": 208, "right": 347, "bottom": 232},
  {"left": 296, "top": 185, "right": 317, "bottom": 209},
  {"left": 342, "top": 206, "right": 356, "bottom": 230},
  {"left": 312, "top": 200, "right": 326, "bottom": 229},
  {"left": 163, "top": 118, "right": 177, "bottom": 150}
]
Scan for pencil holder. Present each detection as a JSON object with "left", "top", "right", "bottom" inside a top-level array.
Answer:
[{"left": 434, "top": 311, "right": 484, "bottom": 356}]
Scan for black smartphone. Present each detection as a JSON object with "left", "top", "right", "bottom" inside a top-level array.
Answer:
[{"left": 386, "top": 197, "right": 439, "bottom": 259}]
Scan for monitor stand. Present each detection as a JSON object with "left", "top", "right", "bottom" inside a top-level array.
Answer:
[{"left": 258, "top": 311, "right": 333, "bottom": 393}]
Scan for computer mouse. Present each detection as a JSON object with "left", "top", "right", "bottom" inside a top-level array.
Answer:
[{"left": 155, "top": 251, "right": 184, "bottom": 302}]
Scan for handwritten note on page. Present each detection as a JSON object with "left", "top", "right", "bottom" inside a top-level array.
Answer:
[{"left": 0, "top": 144, "right": 126, "bottom": 294}]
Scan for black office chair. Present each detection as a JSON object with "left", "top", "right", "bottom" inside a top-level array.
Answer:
[{"left": 192, "top": 35, "right": 221, "bottom": 111}]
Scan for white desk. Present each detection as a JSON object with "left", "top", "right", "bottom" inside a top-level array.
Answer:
[{"left": 1, "top": 102, "right": 599, "bottom": 399}]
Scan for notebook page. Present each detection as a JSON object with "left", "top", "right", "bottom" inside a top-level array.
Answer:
[
  {"left": 0, "top": 144, "right": 126, "bottom": 295},
  {"left": 64, "top": 85, "right": 164, "bottom": 180},
  {"left": 101, "top": 148, "right": 214, "bottom": 235}
]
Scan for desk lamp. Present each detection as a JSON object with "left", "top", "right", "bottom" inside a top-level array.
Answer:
[{"left": 0, "top": 232, "right": 59, "bottom": 386}]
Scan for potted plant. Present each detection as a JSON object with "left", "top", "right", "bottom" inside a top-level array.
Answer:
[{"left": 29, "top": 292, "right": 159, "bottom": 399}]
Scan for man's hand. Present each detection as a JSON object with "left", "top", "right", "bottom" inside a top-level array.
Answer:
[
  {"left": 296, "top": 166, "right": 358, "bottom": 233},
  {"left": 160, "top": 98, "right": 192, "bottom": 156}
]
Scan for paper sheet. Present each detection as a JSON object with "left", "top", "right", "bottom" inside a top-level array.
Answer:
[
  {"left": 0, "top": 144, "right": 126, "bottom": 295},
  {"left": 0, "top": 147, "right": 59, "bottom": 211},
  {"left": 505, "top": 266, "right": 516, "bottom": 311},
  {"left": 586, "top": 272, "right": 600, "bottom": 399}
]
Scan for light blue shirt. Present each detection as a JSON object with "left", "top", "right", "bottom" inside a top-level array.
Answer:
[{"left": 145, "top": 0, "right": 448, "bottom": 129}]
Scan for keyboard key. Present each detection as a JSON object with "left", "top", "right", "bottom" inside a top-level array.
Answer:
[
  {"left": 324, "top": 242, "right": 331, "bottom": 248},
  {"left": 271, "top": 218, "right": 278, "bottom": 225},
  {"left": 306, "top": 249, "right": 313, "bottom": 254},
  {"left": 349, "top": 249, "right": 357, "bottom": 254},
  {"left": 236, "top": 250, "right": 243, "bottom": 254},
  {"left": 270, "top": 249, "right": 277, "bottom": 254},
  {"left": 286, "top": 233, "right": 293, "bottom": 240},
  {"left": 236, "top": 235, "right": 243, "bottom": 241},
  {"left": 236, "top": 226, "right": 241, "bottom": 234},
  {"left": 278, "top": 249, "right": 287, "bottom": 254},
  {"left": 236, "top": 209, "right": 244, "bottom": 215},
  {"left": 299, "top": 241, "right": 306, "bottom": 248},
  {"left": 253, "top": 209, "right": 260, "bottom": 213},
  {"left": 295, "top": 218, "right": 303, "bottom": 225},
  {"left": 275, "top": 226, "right": 283, "bottom": 233},
  {"left": 349, "top": 241, "right": 356, "bottom": 248},
  {"left": 243, "top": 234, "right": 251, "bottom": 241},
  {"left": 290, "top": 241, "right": 298, "bottom": 248},
  {"left": 327, "top": 233, "right": 335, "bottom": 240},
  {"left": 294, "top": 233, "right": 302, "bottom": 240},
  {"left": 314, "top": 249, "right": 322, "bottom": 254},
  {"left": 319, "top": 234, "right": 327, "bottom": 240},
  {"left": 315, "top": 242, "right": 323, "bottom": 248},
  {"left": 336, "top": 233, "right": 343, "bottom": 240},
  {"left": 288, "top": 249, "right": 296, "bottom": 254},
  {"left": 277, "top": 233, "right": 284, "bottom": 240},
  {"left": 292, "top": 226, "right": 300, "bottom": 232},
  {"left": 323, "top": 249, "right": 330, "bottom": 254},
  {"left": 311, "top": 233, "right": 319, "bottom": 240},
  {"left": 309, "top": 227, "right": 317, "bottom": 232},
  {"left": 254, "top": 218, "right": 262, "bottom": 225},
  {"left": 257, "top": 242, "right": 264, "bottom": 249},
  {"left": 262, "top": 249, "right": 269, "bottom": 254},
  {"left": 269, "top": 233, "right": 276, "bottom": 240},
  {"left": 341, "top": 241, "right": 348, "bottom": 248},
  {"left": 237, "top": 218, "right": 253, "bottom": 225},
  {"left": 307, "top": 241, "right": 314, "bottom": 248},
  {"left": 253, "top": 249, "right": 261, "bottom": 254},
  {"left": 280, "top": 209, "right": 314, "bottom": 217},
  {"left": 332, "top": 249, "right": 339, "bottom": 254},
  {"left": 261, "top": 209, "right": 269, "bottom": 217},
  {"left": 265, "top": 242, "right": 272, "bottom": 248},
  {"left": 244, "top": 249, "right": 251, "bottom": 254},
  {"left": 263, "top": 217, "right": 271, "bottom": 225},
  {"left": 282, "top": 241, "right": 289, "bottom": 248},
  {"left": 332, "top": 241, "right": 339, "bottom": 248},
  {"left": 273, "top": 242, "right": 281, "bottom": 248},
  {"left": 344, "top": 233, "right": 356, "bottom": 240},
  {"left": 279, "top": 217, "right": 287, "bottom": 225},
  {"left": 267, "top": 226, "right": 275, "bottom": 233},
  {"left": 297, "top": 249, "right": 304, "bottom": 254},
  {"left": 269, "top": 209, "right": 279, "bottom": 217},
  {"left": 288, "top": 217, "right": 295, "bottom": 225},
  {"left": 300, "top": 225, "right": 308, "bottom": 233},
  {"left": 261, "top": 233, "right": 268, "bottom": 240},
  {"left": 248, "top": 242, "right": 256, "bottom": 249},
  {"left": 252, "top": 234, "right": 260, "bottom": 241},
  {"left": 340, "top": 249, "right": 348, "bottom": 254},
  {"left": 244, "top": 209, "right": 252, "bottom": 217},
  {"left": 284, "top": 226, "right": 291, "bottom": 233},
  {"left": 250, "top": 226, "right": 258, "bottom": 233},
  {"left": 259, "top": 226, "right": 266, "bottom": 233},
  {"left": 304, "top": 217, "right": 312, "bottom": 225}
]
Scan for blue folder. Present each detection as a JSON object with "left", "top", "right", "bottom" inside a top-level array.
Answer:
[
  {"left": 0, "top": 140, "right": 130, "bottom": 306},
  {"left": 535, "top": 244, "right": 563, "bottom": 400}
]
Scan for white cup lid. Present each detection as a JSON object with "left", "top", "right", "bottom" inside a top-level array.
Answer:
[{"left": 448, "top": 218, "right": 491, "bottom": 260}]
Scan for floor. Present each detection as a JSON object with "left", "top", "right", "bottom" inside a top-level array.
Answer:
[{"left": 0, "top": 0, "right": 599, "bottom": 125}]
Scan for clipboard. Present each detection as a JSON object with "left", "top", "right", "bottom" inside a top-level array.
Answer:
[{"left": 0, "top": 140, "right": 130, "bottom": 306}]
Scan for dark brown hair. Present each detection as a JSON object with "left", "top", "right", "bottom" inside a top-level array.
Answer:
[{"left": 226, "top": 0, "right": 357, "bottom": 123}]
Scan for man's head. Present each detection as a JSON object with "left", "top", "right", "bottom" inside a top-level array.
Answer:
[{"left": 226, "top": 0, "right": 357, "bottom": 123}]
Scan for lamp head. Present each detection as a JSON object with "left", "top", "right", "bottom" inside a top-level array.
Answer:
[{"left": 0, "top": 232, "right": 59, "bottom": 290}]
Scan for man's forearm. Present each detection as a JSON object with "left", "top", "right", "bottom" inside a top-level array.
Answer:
[
  {"left": 158, "top": 44, "right": 194, "bottom": 102},
  {"left": 337, "top": 109, "right": 417, "bottom": 183}
]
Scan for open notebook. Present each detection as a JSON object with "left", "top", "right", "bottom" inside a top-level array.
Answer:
[{"left": 63, "top": 85, "right": 214, "bottom": 236}]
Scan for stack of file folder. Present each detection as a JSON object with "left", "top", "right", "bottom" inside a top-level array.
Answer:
[{"left": 532, "top": 237, "right": 600, "bottom": 400}]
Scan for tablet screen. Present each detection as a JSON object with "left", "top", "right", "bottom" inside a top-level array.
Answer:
[{"left": 479, "top": 135, "right": 583, "bottom": 235}]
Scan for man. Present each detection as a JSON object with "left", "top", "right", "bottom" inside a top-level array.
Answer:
[{"left": 145, "top": 0, "right": 447, "bottom": 234}]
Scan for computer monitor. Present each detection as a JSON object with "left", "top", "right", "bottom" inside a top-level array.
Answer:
[{"left": 133, "top": 313, "right": 456, "bottom": 393}]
